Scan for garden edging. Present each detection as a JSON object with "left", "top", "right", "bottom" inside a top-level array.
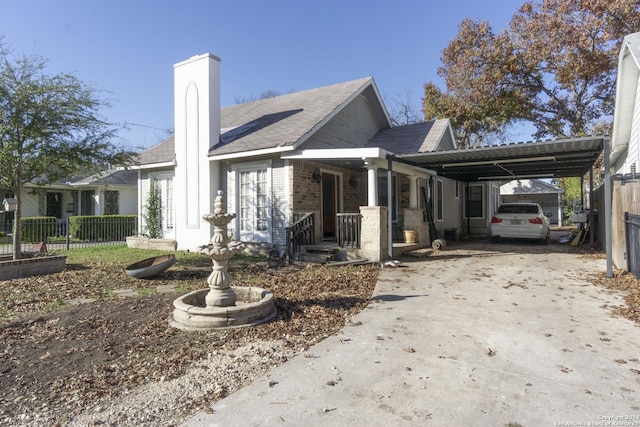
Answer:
[{"left": 0, "top": 255, "right": 67, "bottom": 281}]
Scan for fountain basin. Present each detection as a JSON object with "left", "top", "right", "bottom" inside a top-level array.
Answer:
[{"left": 169, "top": 286, "right": 277, "bottom": 330}]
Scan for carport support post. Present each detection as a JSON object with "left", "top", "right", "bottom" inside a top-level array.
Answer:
[
  {"left": 580, "top": 176, "right": 585, "bottom": 210},
  {"left": 604, "top": 137, "right": 613, "bottom": 278},
  {"left": 589, "top": 167, "right": 594, "bottom": 247},
  {"left": 466, "top": 182, "right": 470, "bottom": 234},
  {"left": 387, "top": 155, "right": 394, "bottom": 259}
]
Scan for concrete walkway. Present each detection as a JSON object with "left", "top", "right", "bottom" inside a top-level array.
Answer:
[{"left": 184, "top": 242, "right": 640, "bottom": 426}]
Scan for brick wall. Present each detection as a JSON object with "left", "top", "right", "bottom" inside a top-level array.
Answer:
[{"left": 291, "top": 160, "right": 322, "bottom": 213}]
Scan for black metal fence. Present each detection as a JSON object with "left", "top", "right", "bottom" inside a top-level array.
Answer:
[
  {"left": 625, "top": 212, "right": 640, "bottom": 280},
  {"left": 0, "top": 215, "right": 137, "bottom": 255}
]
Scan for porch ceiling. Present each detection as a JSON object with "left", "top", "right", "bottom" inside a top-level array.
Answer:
[{"left": 396, "top": 136, "right": 606, "bottom": 182}]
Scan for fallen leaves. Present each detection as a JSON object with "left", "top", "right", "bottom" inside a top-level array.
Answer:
[
  {"left": 588, "top": 270, "right": 640, "bottom": 324},
  {"left": 0, "top": 260, "right": 378, "bottom": 425}
]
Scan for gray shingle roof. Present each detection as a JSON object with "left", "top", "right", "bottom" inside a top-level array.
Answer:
[
  {"left": 70, "top": 169, "right": 138, "bottom": 186},
  {"left": 135, "top": 136, "right": 175, "bottom": 165},
  {"left": 135, "top": 77, "right": 389, "bottom": 164},
  {"left": 211, "top": 77, "right": 378, "bottom": 156},
  {"left": 366, "top": 119, "right": 450, "bottom": 154}
]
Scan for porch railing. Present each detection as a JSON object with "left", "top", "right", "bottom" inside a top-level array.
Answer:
[
  {"left": 337, "top": 212, "right": 361, "bottom": 249},
  {"left": 285, "top": 212, "right": 315, "bottom": 263}
]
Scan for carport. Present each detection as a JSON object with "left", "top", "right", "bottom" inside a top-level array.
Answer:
[{"left": 395, "top": 135, "right": 613, "bottom": 276}]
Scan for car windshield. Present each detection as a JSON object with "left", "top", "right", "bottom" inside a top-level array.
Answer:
[{"left": 497, "top": 204, "right": 539, "bottom": 214}]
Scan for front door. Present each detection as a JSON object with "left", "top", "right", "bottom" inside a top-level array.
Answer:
[{"left": 322, "top": 173, "right": 336, "bottom": 239}]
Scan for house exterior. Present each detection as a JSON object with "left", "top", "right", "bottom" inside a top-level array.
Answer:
[
  {"left": 1, "top": 169, "right": 138, "bottom": 234},
  {"left": 499, "top": 179, "right": 564, "bottom": 226},
  {"left": 610, "top": 32, "right": 640, "bottom": 273},
  {"left": 133, "top": 53, "right": 494, "bottom": 261}
]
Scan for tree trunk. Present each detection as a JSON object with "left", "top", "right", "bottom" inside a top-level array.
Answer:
[{"left": 12, "top": 186, "right": 22, "bottom": 260}]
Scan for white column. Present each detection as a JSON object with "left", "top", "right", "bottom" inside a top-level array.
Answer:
[
  {"left": 366, "top": 163, "right": 378, "bottom": 207},
  {"left": 604, "top": 137, "right": 612, "bottom": 277},
  {"left": 174, "top": 53, "right": 221, "bottom": 251},
  {"left": 409, "top": 176, "right": 418, "bottom": 208}
]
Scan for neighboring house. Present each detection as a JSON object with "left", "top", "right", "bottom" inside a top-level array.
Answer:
[
  {"left": 612, "top": 32, "right": 640, "bottom": 176},
  {"left": 133, "top": 53, "right": 484, "bottom": 261},
  {"left": 610, "top": 32, "right": 640, "bottom": 273},
  {"left": 499, "top": 179, "right": 564, "bottom": 226},
  {"left": 1, "top": 169, "right": 138, "bottom": 233}
]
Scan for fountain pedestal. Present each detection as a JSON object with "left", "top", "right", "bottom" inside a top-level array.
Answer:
[{"left": 168, "top": 191, "right": 277, "bottom": 330}]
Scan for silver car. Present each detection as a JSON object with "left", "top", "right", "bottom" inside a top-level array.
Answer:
[{"left": 490, "top": 203, "right": 550, "bottom": 244}]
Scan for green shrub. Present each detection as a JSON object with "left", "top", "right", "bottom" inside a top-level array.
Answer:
[
  {"left": 21, "top": 217, "right": 58, "bottom": 243},
  {"left": 144, "top": 179, "right": 163, "bottom": 239},
  {"left": 69, "top": 215, "right": 137, "bottom": 241}
]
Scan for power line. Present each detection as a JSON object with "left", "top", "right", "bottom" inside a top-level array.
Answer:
[{"left": 124, "top": 122, "right": 168, "bottom": 132}]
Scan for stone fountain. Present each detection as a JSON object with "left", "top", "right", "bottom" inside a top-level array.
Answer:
[{"left": 169, "top": 191, "right": 277, "bottom": 330}]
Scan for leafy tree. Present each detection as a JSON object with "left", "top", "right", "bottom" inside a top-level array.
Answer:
[
  {"left": 422, "top": 0, "right": 640, "bottom": 147},
  {"left": 143, "top": 179, "right": 163, "bottom": 239},
  {"left": 553, "top": 177, "right": 583, "bottom": 224},
  {"left": 0, "top": 40, "right": 135, "bottom": 259},
  {"left": 423, "top": 19, "right": 529, "bottom": 147}
]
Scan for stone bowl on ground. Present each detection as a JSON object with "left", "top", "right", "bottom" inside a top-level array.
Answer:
[{"left": 125, "top": 254, "right": 176, "bottom": 279}]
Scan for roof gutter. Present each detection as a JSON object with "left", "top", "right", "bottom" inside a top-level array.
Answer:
[
  {"left": 284, "top": 148, "right": 437, "bottom": 177},
  {"left": 125, "top": 160, "right": 177, "bottom": 170},
  {"left": 209, "top": 146, "right": 295, "bottom": 161}
]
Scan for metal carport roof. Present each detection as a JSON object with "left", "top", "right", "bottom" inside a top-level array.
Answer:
[{"left": 396, "top": 135, "right": 607, "bottom": 182}]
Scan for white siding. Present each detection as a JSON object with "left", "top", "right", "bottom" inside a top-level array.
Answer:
[
  {"left": 226, "top": 159, "right": 288, "bottom": 246},
  {"left": 627, "top": 74, "right": 640, "bottom": 173},
  {"left": 618, "top": 73, "right": 640, "bottom": 174},
  {"left": 226, "top": 168, "right": 236, "bottom": 219},
  {"left": 436, "top": 178, "right": 462, "bottom": 235},
  {"left": 118, "top": 187, "right": 138, "bottom": 215},
  {"left": 20, "top": 192, "right": 39, "bottom": 217},
  {"left": 301, "top": 94, "right": 381, "bottom": 150},
  {"left": 271, "top": 160, "right": 287, "bottom": 246}
]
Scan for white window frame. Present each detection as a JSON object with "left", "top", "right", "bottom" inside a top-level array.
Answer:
[
  {"left": 233, "top": 161, "right": 272, "bottom": 243},
  {"left": 147, "top": 173, "right": 175, "bottom": 239}
]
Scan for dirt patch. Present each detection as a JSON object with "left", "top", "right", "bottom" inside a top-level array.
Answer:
[
  {"left": 0, "top": 261, "right": 378, "bottom": 426},
  {"left": 2, "top": 240, "right": 639, "bottom": 426}
]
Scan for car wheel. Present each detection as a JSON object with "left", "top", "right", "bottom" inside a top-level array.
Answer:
[{"left": 540, "top": 232, "right": 550, "bottom": 245}]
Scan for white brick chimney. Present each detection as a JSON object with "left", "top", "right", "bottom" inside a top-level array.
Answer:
[{"left": 173, "top": 53, "right": 221, "bottom": 250}]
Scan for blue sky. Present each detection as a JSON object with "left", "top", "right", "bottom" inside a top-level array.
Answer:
[{"left": 1, "top": 0, "right": 528, "bottom": 150}]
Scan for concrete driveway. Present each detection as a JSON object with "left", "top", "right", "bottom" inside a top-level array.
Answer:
[{"left": 184, "top": 241, "right": 640, "bottom": 426}]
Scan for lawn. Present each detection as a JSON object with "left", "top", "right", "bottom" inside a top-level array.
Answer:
[{"left": 0, "top": 245, "right": 379, "bottom": 426}]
